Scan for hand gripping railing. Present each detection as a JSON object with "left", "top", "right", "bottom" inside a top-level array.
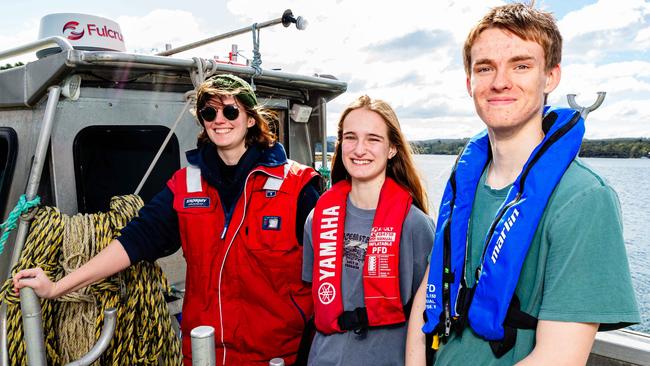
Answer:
[
  {"left": 567, "top": 92, "right": 606, "bottom": 120},
  {"left": 64, "top": 308, "right": 117, "bottom": 366}
]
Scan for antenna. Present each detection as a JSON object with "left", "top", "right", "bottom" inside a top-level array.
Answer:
[{"left": 156, "top": 9, "right": 308, "bottom": 56}]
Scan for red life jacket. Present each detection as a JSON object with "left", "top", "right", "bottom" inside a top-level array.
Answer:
[
  {"left": 311, "top": 177, "right": 412, "bottom": 334},
  {"left": 168, "top": 160, "right": 317, "bottom": 365}
]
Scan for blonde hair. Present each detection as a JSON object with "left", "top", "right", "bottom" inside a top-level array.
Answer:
[
  {"left": 463, "top": 2, "right": 562, "bottom": 75},
  {"left": 331, "top": 95, "right": 429, "bottom": 214}
]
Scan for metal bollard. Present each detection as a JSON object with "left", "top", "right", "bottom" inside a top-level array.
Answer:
[{"left": 191, "top": 326, "right": 216, "bottom": 366}]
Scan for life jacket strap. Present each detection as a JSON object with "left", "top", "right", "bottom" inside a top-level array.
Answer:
[
  {"left": 454, "top": 285, "right": 476, "bottom": 337},
  {"left": 423, "top": 310, "right": 437, "bottom": 365},
  {"left": 338, "top": 299, "right": 414, "bottom": 332},
  {"left": 488, "top": 295, "right": 538, "bottom": 358},
  {"left": 338, "top": 307, "right": 369, "bottom": 333}
]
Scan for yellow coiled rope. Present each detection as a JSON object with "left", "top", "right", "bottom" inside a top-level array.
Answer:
[{"left": 0, "top": 195, "right": 182, "bottom": 365}]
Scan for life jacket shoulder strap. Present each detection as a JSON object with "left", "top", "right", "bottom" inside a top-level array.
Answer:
[{"left": 488, "top": 295, "right": 538, "bottom": 358}]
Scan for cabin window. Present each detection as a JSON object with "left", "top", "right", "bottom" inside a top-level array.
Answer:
[
  {"left": 0, "top": 128, "right": 18, "bottom": 214},
  {"left": 73, "top": 126, "right": 180, "bottom": 213}
]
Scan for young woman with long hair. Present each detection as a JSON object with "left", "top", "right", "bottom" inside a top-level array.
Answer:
[{"left": 302, "top": 95, "right": 434, "bottom": 365}]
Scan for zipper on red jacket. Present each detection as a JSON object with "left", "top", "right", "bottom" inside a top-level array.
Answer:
[{"left": 217, "top": 165, "right": 285, "bottom": 365}]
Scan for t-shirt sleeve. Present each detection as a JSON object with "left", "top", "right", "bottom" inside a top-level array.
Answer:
[
  {"left": 119, "top": 186, "right": 181, "bottom": 264},
  {"left": 400, "top": 206, "right": 436, "bottom": 301},
  {"left": 302, "top": 209, "right": 315, "bottom": 283},
  {"left": 538, "top": 185, "right": 640, "bottom": 328}
]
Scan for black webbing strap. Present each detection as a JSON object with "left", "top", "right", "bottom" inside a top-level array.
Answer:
[
  {"left": 423, "top": 310, "right": 437, "bottom": 365},
  {"left": 489, "top": 295, "right": 538, "bottom": 358},
  {"left": 454, "top": 285, "right": 475, "bottom": 337},
  {"left": 338, "top": 307, "right": 369, "bottom": 332},
  {"left": 338, "top": 299, "right": 414, "bottom": 333}
]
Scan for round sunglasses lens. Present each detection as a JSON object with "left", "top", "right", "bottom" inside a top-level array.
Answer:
[
  {"left": 200, "top": 107, "right": 216, "bottom": 122},
  {"left": 223, "top": 105, "right": 239, "bottom": 121}
]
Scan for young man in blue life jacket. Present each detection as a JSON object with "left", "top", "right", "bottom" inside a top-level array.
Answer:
[{"left": 405, "top": 3, "right": 640, "bottom": 365}]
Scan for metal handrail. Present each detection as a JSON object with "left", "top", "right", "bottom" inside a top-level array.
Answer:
[
  {"left": 20, "top": 288, "right": 46, "bottom": 366},
  {"left": 76, "top": 51, "right": 347, "bottom": 91},
  {"left": 0, "top": 36, "right": 73, "bottom": 63},
  {"left": 591, "top": 329, "right": 650, "bottom": 365},
  {"left": 0, "top": 86, "right": 62, "bottom": 366},
  {"left": 64, "top": 308, "right": 117, "bottom": 366}
]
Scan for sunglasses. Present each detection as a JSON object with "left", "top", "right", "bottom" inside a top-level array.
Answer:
[{"left": 199, "top": 104, "right": 240, "bottom": 122}]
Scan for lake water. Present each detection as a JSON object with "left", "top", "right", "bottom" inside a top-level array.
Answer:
[{"left": 414, "top": 155, "right": 650, "bottom": 334}]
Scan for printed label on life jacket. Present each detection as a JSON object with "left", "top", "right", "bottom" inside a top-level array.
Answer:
[
  {"left": 183, "top": 197, "right": 210, "bottom": 208},
  {"left": 262, "top": 216, "right": 281, "bottom": 230},
  {"left": 318, "top": 205, "right": 339, "bottom": 282},
  {"left": 490, "top": 208, "right": 520, "bottom": 264},
  {"left": 367, "top": 226, "right": 396, "bottom": 278}
]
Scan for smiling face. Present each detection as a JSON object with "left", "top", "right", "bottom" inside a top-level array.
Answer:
[
  {"left": 340, "top": 108, "right": 396, "bottom": 186},
  {"left": 201, "top": 95, "right": 254, "bottom": 158},
  {"left": 467, "top": 27, "right": 560, "bottom": 136}
]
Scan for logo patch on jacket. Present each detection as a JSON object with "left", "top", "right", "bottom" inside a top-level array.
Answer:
[
  {"left": 265, "top": 190, "right": 277, "bottom": 198},
  {"left": 183, "top": 197, "right": 211, "bottom": 208},
  {"left": 262, "top": 216, "right": 281, "bottom": 230}
]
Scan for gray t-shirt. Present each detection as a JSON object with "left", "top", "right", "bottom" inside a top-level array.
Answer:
[{"left": 303, "top": 198, "right": 435, "bottom": 366}]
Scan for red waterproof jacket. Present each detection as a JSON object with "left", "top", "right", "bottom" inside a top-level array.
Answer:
[{"left": 168, "top": 158, "right": 317, "bottom": 365}]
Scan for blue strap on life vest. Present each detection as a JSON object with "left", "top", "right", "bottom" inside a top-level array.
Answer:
[{"left": 423, "top": 107, "right": 584, "bottom": 347}]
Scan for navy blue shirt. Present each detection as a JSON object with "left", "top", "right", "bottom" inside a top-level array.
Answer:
[{"left": 119, "top": 142, "right": 320, "bottom": 264}]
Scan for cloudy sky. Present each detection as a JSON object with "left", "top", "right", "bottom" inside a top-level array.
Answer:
[{"left": 1, "top": 0, "right": 649, "bottom": 139}]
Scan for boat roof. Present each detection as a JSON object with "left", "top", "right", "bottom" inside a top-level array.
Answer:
[{"left": 0, "top": 48, "right": 347, "bottom": 108}]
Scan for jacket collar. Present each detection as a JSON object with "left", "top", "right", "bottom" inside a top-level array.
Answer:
[{"left": 186, "top": 142, "right": 288, "bottom": 187}]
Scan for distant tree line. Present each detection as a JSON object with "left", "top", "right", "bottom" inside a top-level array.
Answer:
[
  {"left": 327, "top": 137, "right": 650, "bottom": 158},
  {"left": 579, "top": 138, "right": 650, "bottom": 158},
  {"left": 408, "top": 138, "right": 650, "bottom": 158},
  {"left": 0, "top": 62, "right": 24, "bottom": 70}
]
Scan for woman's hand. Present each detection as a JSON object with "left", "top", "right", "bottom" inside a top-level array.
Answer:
[{"left": 12, "top": 267, "right": 58, "bottom": 299}]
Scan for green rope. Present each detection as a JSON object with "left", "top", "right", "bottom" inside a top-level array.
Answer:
[
  {"left": 318, "top": 166, "right": 331, "bottom": 189},
  {"left": 0, "top": 194, "right": 41, "bottom": 255}
]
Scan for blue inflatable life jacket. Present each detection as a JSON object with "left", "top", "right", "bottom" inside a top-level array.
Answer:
[{"left": 422, "top": 107, "right": 584, "bottom": 357}]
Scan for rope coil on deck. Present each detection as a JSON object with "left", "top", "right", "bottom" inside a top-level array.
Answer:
[{"left": 0, "top": 195, "right": 182, "bottom": 365}]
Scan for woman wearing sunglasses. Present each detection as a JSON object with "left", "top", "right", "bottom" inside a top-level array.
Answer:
[
  {"left": 13, "top": 74, "right": 321, "bottom": 365},
  {"left": 302, "top": 95, "right": 434, "bottom": 365}
]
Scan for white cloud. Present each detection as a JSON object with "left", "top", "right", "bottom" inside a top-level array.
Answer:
[
  {"left": 117, "top": 10, "right": 207, "bottom": 54},
  {"left": 634, "top": 26, "right": 650, "bottom": 46},
  {"left": 559, "top": 0, "right": 650, "bottom": 40},
  {"left": 0, "top": 18, "right": 40, "bottom": 65}
]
